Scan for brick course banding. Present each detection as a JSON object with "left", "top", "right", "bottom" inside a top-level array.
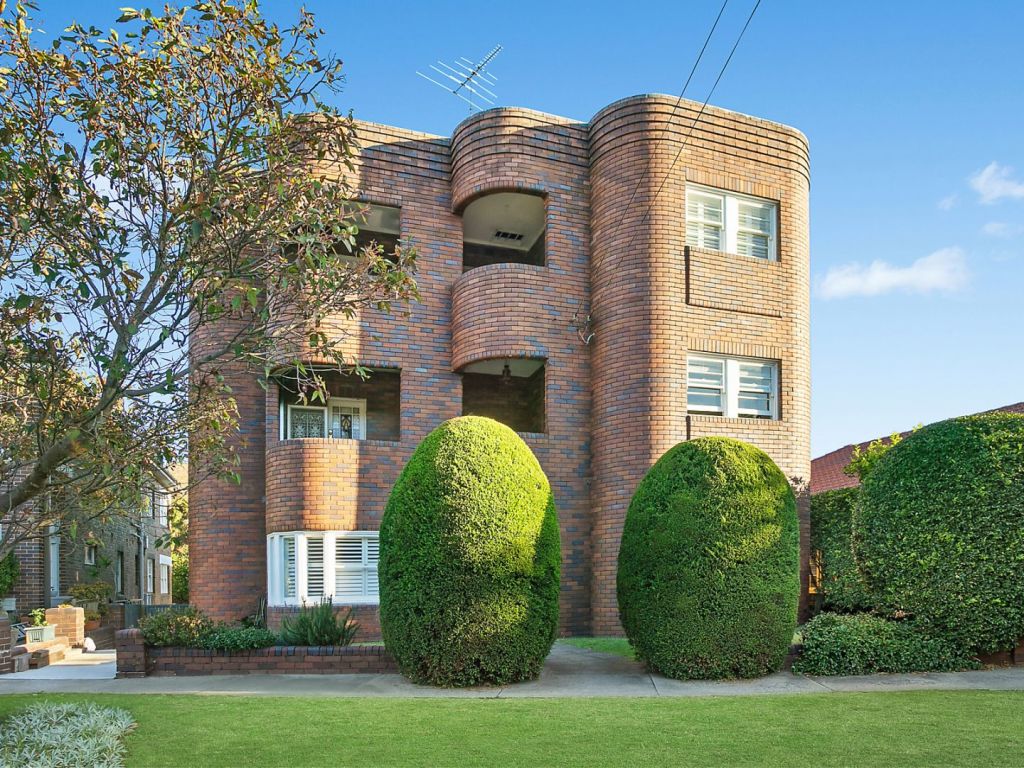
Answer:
[{"left": 190, "top": 93, "right": 811, "bottom": 639}]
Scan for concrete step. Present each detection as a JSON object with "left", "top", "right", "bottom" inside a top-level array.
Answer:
[{"left": 16, "top": 639, "right": 69, "bottom": 668}]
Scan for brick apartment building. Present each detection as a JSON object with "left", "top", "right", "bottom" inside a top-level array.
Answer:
[{"left": 190, "top": 94, "right": 811, "bottom": 637}]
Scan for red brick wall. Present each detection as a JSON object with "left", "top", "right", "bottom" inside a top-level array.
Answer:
[
  {"left": 0, "top": 615, "right": 12, "bottom": 675},
  {"left": 115, "top": 628, "right": 396, "bottom": 676}
]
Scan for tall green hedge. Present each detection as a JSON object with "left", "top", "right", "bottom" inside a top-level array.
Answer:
[
  {"left": 853, "top": 413, "right": 1024, "bottom": 653},
  {"left": 810, "top": 488, "right": 873, "bottom": 612},
  {"left": 617, "top": 437, "right": 800, "bottom": 679},
  {"left": 379, "top": 416, "right": 561, "bottom": 686}
]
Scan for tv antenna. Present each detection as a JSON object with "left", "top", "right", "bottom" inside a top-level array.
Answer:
[{"left": 417, "top": 44, "right": 503, "bottom": 112}]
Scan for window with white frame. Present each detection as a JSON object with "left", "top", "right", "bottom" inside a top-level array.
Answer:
[
  {"left": 159, "top": 555, "right": 171, "bottom": 594},
  {"left": 84, "top": 543, "right": 98, "bottom": 566},
  {"left": 152, "top": 491, "right": 169, "bottom": 526},
  {"left": 146, "top": 558, "right": 155, "bottom": 594},
  {"left": 267, "top": 531, "right": 379, "bottom": 606},
  {"left": 686, "top": 185, "right": 777, "bottom": 261},
  {"left": 687, "top": 354, "right": 779, "bottom": 419},
  {"left": 283, "top": 398, "right": 366, "bottom": 440}
]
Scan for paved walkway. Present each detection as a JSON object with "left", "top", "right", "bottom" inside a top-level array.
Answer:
[{"left": 2, "top": 643, "right": 1023, "bottom": 698}]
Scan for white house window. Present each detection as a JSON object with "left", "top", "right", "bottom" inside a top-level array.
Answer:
[
  {"left": 152, "top": 491, "right": 169, "bottom": 526},
  {"left": 686, "top": 185, "right": 777, "bottom": 261},
  {"left": 146, "top": 558, "right": 155, "bottom": 594},
  {"left": 687, "top": 354, "right": 779, "bottom": 419},
  {"left": 267, "top": 531, "right": 380, "bottom": 606},
  {"left": 84, "top": 544, "right": 98, "bottom": 566},
  {"left": 159, "top": 554, "right": 171, "bottom": 595},
  {"left": 284, "top": 398, "right": 366, "bottom": 440}
]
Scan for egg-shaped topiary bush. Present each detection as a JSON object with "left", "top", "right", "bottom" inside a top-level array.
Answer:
[
  {"left": 617, "top": 437, "right": 800, "bottom": 679},
  {"left": 379, "top": 416, "right": 561, "bottom": 686},
  {"left": 853, "top": 413, "right": 1024, "bottom": 654}
]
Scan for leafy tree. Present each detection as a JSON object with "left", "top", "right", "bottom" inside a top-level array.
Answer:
[
  {"left": 843, "top": 427, "right": 920, "bottom": 482},
  {"left": 0, "top": 1, "right": 418, "bottom": 558}
]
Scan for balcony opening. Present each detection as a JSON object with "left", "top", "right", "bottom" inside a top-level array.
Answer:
[
  {"left": 461, "top": 358, "right": 545, "bottom": 434},
  {"left": 462, "top": 193, "right": 545, "bottom": 272},
  {"left": 283, "top": 203, "right": 401, "bottom": 264},
  {"left": 277, "top": 367, "right": 401, "bottom": 442}
]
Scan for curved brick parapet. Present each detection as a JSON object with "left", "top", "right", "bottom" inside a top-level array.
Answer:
[
  {"left": 265, "top": 438, "right": 405, "bottom": 533},
  {"left": 450, "top": 263, "right": 562, "bottom": 370},
  {"left": 450, "top": 107, "right": 588, "bottom": 212}
]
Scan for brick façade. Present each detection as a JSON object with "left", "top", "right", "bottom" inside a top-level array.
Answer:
[{"left": 190, "top": 94, "right": 811, "bottom": 637}]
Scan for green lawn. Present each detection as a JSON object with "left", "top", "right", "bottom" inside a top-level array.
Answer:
[
  {"left": 1, "top": 692, "right": 1023, "bottom": 767},
  {"left": 558, "top": 636, "right": 636, "bottom": 659}
]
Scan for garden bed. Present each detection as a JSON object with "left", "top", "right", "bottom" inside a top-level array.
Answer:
[{"left": 115, "top": 629, "right": 397, "bottom": 677}]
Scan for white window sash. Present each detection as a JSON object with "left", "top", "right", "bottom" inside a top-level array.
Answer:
[
  {"left": 686, "top": 184, "right": 777, "bottom": 261},
  {"left": 284, "top": 398, "right": 366, "bottom": 440},
  {"left": 267, "top": 531, "right": 379, "bottom": 607},
  {"left": 687, "top": 354, "right": 779, "bottom": 420}
]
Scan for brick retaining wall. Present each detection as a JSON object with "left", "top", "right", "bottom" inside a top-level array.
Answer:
[
  {"left": 115, "top": 628, "right": 397, "bottom": 677},
  {"left": 0, "top": 615, "right": 11, "bottom": 675}
]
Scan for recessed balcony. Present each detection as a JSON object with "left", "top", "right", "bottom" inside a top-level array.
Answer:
[{"left": 462, "top": 192, "right": 545, "bottom": 272}]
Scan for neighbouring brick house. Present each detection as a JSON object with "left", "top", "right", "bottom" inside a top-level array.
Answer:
[
  {"left": 5, "top": 467, "right": 176, "bottom": 614},
  {"left": 190, "top": 94, "right": 812, "bottom": 638},
  {"left": 811, "top": 401, "right": 1024, "bottom": 495}
]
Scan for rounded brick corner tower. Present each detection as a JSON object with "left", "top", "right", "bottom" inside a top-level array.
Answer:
[{"left": 588, "top": 94, "right": 811, "bottom": 635}]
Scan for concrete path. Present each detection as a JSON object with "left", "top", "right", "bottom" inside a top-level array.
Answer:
[
  {"left": 3, "top": 648, "right": 117, "bottom": 681},
  {"left": 2, "top": 643, "right": 1023, "bottom": 698}
]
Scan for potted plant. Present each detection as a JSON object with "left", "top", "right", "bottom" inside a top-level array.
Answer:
[
  {"left": 0, "top": 552, "right": 18, "bottom": 612},
  {"left": 24, "top": 608, "right": 55, "bottom": 643},
  {"left": 84, "top": 609, "right": 102, "bottom": 632}
]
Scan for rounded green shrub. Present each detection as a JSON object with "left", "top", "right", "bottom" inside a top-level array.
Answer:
[
  {"left": 617, "top": 437, "right": 799, "bottom": 679},
  {"left": 379, "top": 416, "right": 561, "bottom": 686},
  {"left": 810, "top": 488, "right": 873, "bottom": 612},
  {"left": 853, "top": 413, "right": 1024, "bottom": 654},
  {"left": 793, "top": 613, "right": 979, "bottom": 676}
]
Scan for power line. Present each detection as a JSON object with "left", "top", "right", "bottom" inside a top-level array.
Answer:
[
  {"left": 617, "top": 0, "right": 731, "bottom": 227},
  {"left": 621, "top": 0, "right": 763, "bottom": 257}
]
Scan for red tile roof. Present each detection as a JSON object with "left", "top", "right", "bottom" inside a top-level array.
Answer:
[{"left": 811, "top": 401, "right": 1024, "bottom": 495}]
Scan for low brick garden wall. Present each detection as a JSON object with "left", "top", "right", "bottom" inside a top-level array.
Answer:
[{"left": 115, "top": 628, "right": 398, "bottom": 677}]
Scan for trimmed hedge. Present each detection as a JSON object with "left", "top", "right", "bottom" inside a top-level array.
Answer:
[
  {"left": 379, "top": 416, "right": 561, "bottom": 686},
  {"left": 810, "top": 488, "right": 873, "bottom": 612},
  {"left": 138, "top": 607, "right": 277, "bottom": 651},
  {"left": 617, "top": 437, "right": 799, "bottom": 679},
  {"left": 853, "top": 413, "right": 1024, "bottom": 654},
  {"left": 793, "top": 613, "right": 980, "bottom": 676}
]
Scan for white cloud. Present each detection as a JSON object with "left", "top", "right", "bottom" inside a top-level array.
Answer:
[
  {"left": 970, "top": 162, "right": 1024, "bottom": 204},
  {"left": 981, "top": 221, "right": 1022, "bottom": 238},
  {"left": 937, "top": 194, "right": 957, "bottom": 211},
  {"left": 818, "top": 247, "right": 969, "bottom": 299}
]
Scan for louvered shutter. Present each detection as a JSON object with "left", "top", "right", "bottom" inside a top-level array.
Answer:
[
  {"left": 306, "top": 536, "right": 325, "bottom": 599},
  {"left": 735, "top": 200, "right": 774, "bottom": 260},
  {"left": 687, "top": 356, "right": 725, "bottom": 414},
  {"left": 686, "top": 191, "right": 723, "bottom": 251}
]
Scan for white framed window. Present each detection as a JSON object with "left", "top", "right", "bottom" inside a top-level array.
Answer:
[
  {"left": 146, "top": 558, "right": 155, "bottom": 594},
  {"left": 159, "top": 555, "right": 171, "bottom": 595},
  {"left": 84, "top": 544, "right": 98, "bottom": 566},
  {"left": 153, "top": 491, "right": 169, "bottom": 527},
  {"left": 687, "top": 354, "right": 779, "bottom": 419},
  {"left": 267, "top": 531, "right": 380, "bottom": 607},
  {"left": 283, "top": 397, "right": 366, "bottom": 440},
  {"left": 686, "top": 184, "right": 777, "bottom": 261}
]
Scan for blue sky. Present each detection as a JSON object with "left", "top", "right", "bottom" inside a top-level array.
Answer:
[{"left": 38, "top": 1, "right": 1024, "bottom": 455}]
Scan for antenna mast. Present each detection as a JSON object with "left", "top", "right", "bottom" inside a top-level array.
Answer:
[{"left": 417, "top": 45, "right": 503, "bottom": 111}]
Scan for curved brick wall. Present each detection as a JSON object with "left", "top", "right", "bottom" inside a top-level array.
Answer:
[
  {"left": 450, "top": 107, "right": 589, "bottom": 211},
  {"left": 450, "top": 263, "right": 559, "bottom": 369},
  {"left": 265, "top": 438, "right": 404, "bottom": 533},
  {"left": 588, "top": 95, "right": 811, "bottom": 634}
]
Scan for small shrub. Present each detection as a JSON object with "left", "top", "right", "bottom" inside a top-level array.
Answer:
[
  {"left": 171, "top": 553, "right": 189, "bottom": 604},
  {"left": 793, "top": 613, "right": 980, "bottom": 676},
  {"left": 810, "top": 488, "right": 873, "bottom": 612},
  {"left": 0, "top": 701, "right": 135, "bottom": 768},
  {"left": 138, "top": 607, "right": 212, "bottom": 647},
  {"left": 379, "top": 416, "right": 561, "bottom": 687},
  {"left": 0, "top": 551, "right": 19, "bottom": 596},
  {"left": 201, "top": 624, "right": 278, "bottom": 651},
  {"left": 68, "top": 581, "right": 113, "bottom": 604},
  {"left": 29, "top": 608, "right": 48, "bottom": 626},
  {"left": 278, "top": 598, "right": 358, "bottom": 646},
  {"left": 853, "top": 413, "right": 1024, "bottom": 653},
  {"left": 617, "top": 437, "right": 799, "bottom": 680}
]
